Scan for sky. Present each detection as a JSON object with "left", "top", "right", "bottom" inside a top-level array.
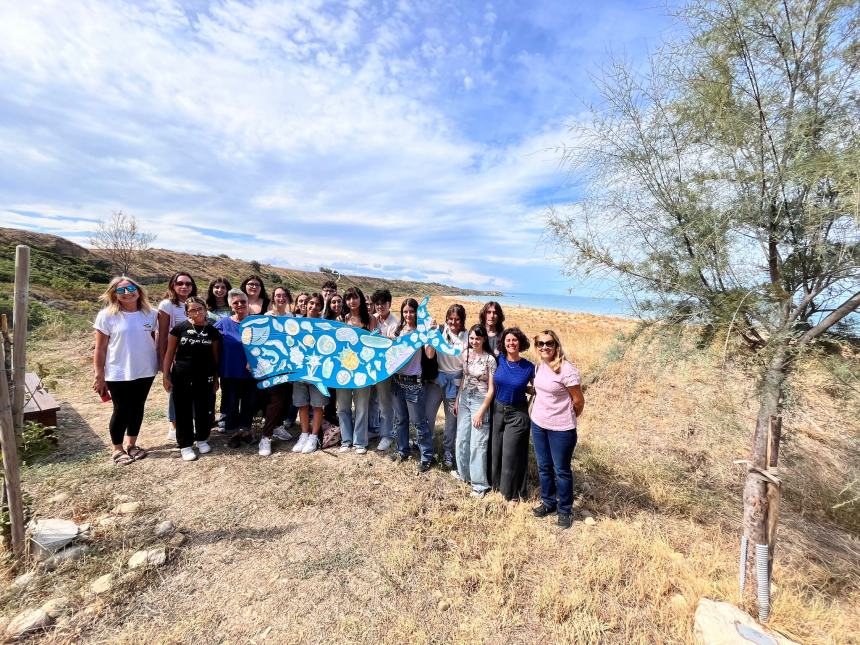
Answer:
[{"left": 0, "top": 0, "right": 675, "bottom": 296}]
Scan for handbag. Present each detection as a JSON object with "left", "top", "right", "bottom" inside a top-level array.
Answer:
[{"left": 321, "top": 420, "right": 341, "bottom": 449}]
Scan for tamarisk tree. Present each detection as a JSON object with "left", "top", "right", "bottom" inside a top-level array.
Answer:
[
  {"left": 90, "top": 210, "right": 156, "bottom": 276},
  {"left": 547, "top": 0, "right": 858, "bottom": 616}
]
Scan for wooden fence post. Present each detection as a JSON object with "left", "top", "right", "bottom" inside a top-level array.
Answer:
[
  {"left": 0, "top": 338, "right": 26, "bottom": 559},
  {"left": 12, "top": 245, "right": 30, "bottom": 437}
]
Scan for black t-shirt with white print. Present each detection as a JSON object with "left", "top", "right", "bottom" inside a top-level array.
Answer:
[{"left": 169, "top": 320, "right": 222, "bottom": 377}]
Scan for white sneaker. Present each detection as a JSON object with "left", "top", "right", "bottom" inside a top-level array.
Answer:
[
  {"left": 376, "top": 437, "right": 393, "bottom": 451},
  {"left": 355, "top": 446, "right": 368, "bottom": 455},
  {"left": 338, "top": 445, "right": 351, "bottom": 453},
  {"left": 180, "top": 447, "right": 197, "bottom": 461},
  {"left": 167, "top": 426, "right": 177, "bottom": 442},
  {"left": 258, "top": 437, "right": 272, "bottom": 457},
  {"left": 273, "top": 426, "right": 293, "bottom": 441},
  {"left": 301, "top": 436, "right": 318, "bottom": 454},
  {"left": 196, "top": 441, "right": 211, "bottom": 454},
  {"left": 292, "top": 433, "right": 309, "bottom": 453}
]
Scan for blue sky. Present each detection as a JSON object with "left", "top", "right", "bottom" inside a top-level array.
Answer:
[{"left": 0, "top": 0, "right": 674, "bottom": 296}]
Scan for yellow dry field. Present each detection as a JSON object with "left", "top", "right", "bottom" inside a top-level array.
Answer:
[{"left": 2, "top": 297, "right": 858, "bottom": 644}]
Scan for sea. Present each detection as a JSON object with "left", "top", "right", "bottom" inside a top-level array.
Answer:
[{"left": 458, "top": 292, "right": 631, "bottom": 317}]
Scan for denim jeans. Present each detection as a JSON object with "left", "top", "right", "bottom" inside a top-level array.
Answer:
[
  {"left": 220, "top": 377, "right": 257, "bottom": 432},
  {"left": 456, "top": 389, "right": 491, "bottom": 493},
  {"left": 167, "top": 390, "right": 175, "bottom": 423},
  {"left": 392, "top": 376, "right": 432, "bottom": 463},
  {"left": 531, "top": 422, "right": 578, "bottom": 514},
  {"left": 337, "top": 387, "right": 371, "bottom": 448},
  {"left": 425, "top": 382, "right": 458, "bottom": 459},
  {"left": 373, "top": 378, "right": 394, "bottom": 439}
]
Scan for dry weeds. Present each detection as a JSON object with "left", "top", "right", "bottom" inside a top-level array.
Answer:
[{"left": 1, "top": 298, "right": 857, "bottom": 643}]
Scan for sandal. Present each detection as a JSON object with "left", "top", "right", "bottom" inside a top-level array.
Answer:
[
  {"left": 112, "top": 450, "right": 133, "bottom": 466},
  {"left": 125, "top": 445, "right": 148, "bottom": 461}
]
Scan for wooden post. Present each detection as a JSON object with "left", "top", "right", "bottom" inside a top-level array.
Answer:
[
  {"left": 12, "top": 245, "right": 30, "bottom": 438},
  {"left": 766, "top": 416, "right": 781, "bottom": 580},
  {"left": 0, "top": 339, "right": 26, "bottom": 559}
]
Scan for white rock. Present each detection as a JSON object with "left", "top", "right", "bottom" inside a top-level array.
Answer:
[
  {"left": 112, "top": 501, "right": 142, "bottom": 515},
  {"left": 96, "top": 516, "right": 117, "bottom": 528},
  {"left": 584, "top": 516, "right": 597, "bottom": 526},
  {"left": 89, "top": 573, "right": 114, "bottom": 595},
  {"left": 4, "top": 608, "right": 51, "bottom": 639},
  {"left": 155, "top": 520, "right": 175, "bottom": 538},
  {"left": 47, "top": 492, "right": 70, "bottom": 504},
  {"left": 167, "top": 533, "right": 187, "bottom": 548},
  {"left": 12, "top": 571, "right": 38, "bottom": 590},
  {"left": 128, "top": 547, "right": 167, "bottom": 569},
  {"left": 127, "top": 550, "right": 149, "bottom": 569},
  {"left": 693, "top": 598, "right": 800, "bottom": 645},
  {"left": 40, "top": 545, "right": 90, "bottom": 571},
  {"left": 29, "top": 518, "right": 80, "bottom": 557},
  {"left": 41, "top": 596, "right": 69, "bottom": 618}
]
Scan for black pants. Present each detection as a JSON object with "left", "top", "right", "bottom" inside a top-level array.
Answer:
[
  {"left": 105, "top": 376, "right": 155, "bottom": 446},
  {"left": 491, "top": 401, "right": 530, "bottom": 501},
  {"left": 221, "top": 377, "right": 257, "bottom": 432},
  {"left": 261, "top": 382, "right": 292, "bottom": 437},
  {"left": 172, "top": 371, "right": 215, "bottom": 449}
]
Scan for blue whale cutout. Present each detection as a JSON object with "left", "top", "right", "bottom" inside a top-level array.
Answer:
[{"left": 240, "top": 297, "right": 461, "bottom": 396}]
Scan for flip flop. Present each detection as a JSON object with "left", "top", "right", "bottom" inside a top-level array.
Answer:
[
  {"left": 125, "top": 445, "right": 148, "bottom": 461},
  {"left": 112, "top": 450, "right": 133, "bottom": 466}
]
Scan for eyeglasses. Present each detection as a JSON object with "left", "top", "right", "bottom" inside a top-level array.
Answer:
[
  {"left": 115, "top": 285, "right": 138, "bottom": 295},
  {"left": 246, "top": 282, "right": 261, "bottom": 288},
  {"left": 536, "top": 340, "right": 556, "bottom": 349},
  {"left": 175, "top": 281, "right": 193, "bottom": 287},
  {"left": 186, "top": 307, "right": 206, "bottom": 314},
  {"left": 231, "top": 301, "right": 248, "bottom": 307}
]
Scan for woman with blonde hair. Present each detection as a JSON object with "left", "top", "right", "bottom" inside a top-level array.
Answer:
[
  {"left": 530, "top": 330, "right": 585, "bottom": 529},
  {"left": 93, "top": 276, "right": 159, "bottom": 465}
]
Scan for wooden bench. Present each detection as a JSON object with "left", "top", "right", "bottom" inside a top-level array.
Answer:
[{"left": 22, "top": 372, "right": 60, "bottom": 427}]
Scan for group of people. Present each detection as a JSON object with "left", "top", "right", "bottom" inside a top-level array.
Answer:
[{"left": 92, "top": 271, "right": 585, "bottom": 528}]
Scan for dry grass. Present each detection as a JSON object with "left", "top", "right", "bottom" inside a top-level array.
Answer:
[{"left": 1, "top": 299, "right": 858, "bottom": 643}]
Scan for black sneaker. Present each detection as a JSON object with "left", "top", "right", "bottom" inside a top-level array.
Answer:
[
  {"left": 532, "top": 504, "right": 556, "bottom": 518},
  {"left": 227, "top": 434, "right": 243, "bottom": 448},
  {"left": 557, "top": 513, "right": 573, "bottom": 529},
  {"left": 418, "top": 461, "right": 431, "bottom": 473}
]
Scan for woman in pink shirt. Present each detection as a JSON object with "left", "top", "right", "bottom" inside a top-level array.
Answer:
[{"left": 530, "top": 329, "right": 585, "bottom": 529}]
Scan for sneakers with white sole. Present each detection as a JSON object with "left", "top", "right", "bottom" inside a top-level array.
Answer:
[
  {"left": 338, "top": 445, "right": 351, "bottom": 453},
  {"left": 180, "top": 446, "right": 197, "bottom": 461},
  {"left": 167, "top": 426, "right": 177, "bottom": 443},
  {"left": 292, "top": 433, "right": 309, "bottom": 453},
  {"left": 301, "top": 436, "right": 319, "bottom": 454},
  {"left": 258, "top": 436, "right": 272, "bottom": 457},
  {"left": 376, "top": 437, "right": 393, "bottom": 451},
  {"left": 273, "top": 426, "right": 293, "bottom": 441},
  {"left": 196, "top": 441, "right": 211, "bottom": 454},
  {"left": 355, "top": 446, "right": 368, "bottom": 455}
]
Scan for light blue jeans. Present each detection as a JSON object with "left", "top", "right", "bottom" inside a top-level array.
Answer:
[
  {"left": 337, "top": 387, "right": 371, "bottom": 448},
  {"left": 425, "top": 381, "right": 458, "bottom": 459},
  {"left": 456, "top": 389, "right": 491, "bottom": 493},
  {"left": 392, "top": 376, "right": 432, "bottom": 463},
  {"left": 374, "top": 378, "right": 394, "bottom": 440}
]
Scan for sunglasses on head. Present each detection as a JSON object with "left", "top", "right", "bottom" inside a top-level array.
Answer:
[
  {"left": 175, "top": 281, "right": 193, "bottom": 287},
  {"left": 536, "top": 340, "right": 556, "bottom": 348},
  {"left": 115, "top": 285, "right": 138, "bottom": 295}
]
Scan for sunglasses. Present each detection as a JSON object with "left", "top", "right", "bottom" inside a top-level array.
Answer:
[
  {"left": 175, "top": 281, "right": 193, "bottom": 287},
  {"left": 536, "top": 340, "right": 557, "bottom": 349},
  {"left": 115, "top": 285, "right": 138, "bottom": 295}
]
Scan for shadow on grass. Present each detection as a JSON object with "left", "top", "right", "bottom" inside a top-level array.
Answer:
[
  {"left": 186, "top": 525, "right": 296, "bottom": 547},
  {"left": 27, "top": 402, "right": 106, "bottom": 468}
]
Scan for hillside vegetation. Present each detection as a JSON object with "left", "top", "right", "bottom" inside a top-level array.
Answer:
[{"left": 0, "top": 231, "right": 858, "bottom": 643}]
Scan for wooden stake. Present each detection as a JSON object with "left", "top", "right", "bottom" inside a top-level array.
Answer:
[
  {"left": 766, "top": 416, "right": 782, "bottom": 580},
  {"left": 11, "top": 245, "right": 30, "bottom": 438},
  {"left": 0, "top": 339, "right": 26, "bottom": 559}
]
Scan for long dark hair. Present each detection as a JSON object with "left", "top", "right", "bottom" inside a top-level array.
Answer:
[
  {"left": 241, "top": 274, "right": 270, "bottom": 311},
  {"left": 342, "top": 286, "right": 371, "bottom": 329},
  {"left": 393, "top": 298, "right": 420, "bottom": 337},
  {"left": 206, "top": 277, "right": 232, "bottom": 311},
  {"left": 324, "top": 293, "right": 343, "bottom": 321},
  {"left": 466, "top": 323, "right": 492, "bottom": 355},
  {"left": 269, "top": 286, "right": 293, "bottom": 313},
  {"left": 479, "top": 301, "right": 505, "bottom": 334},
  {"left": 164, "top": 271, "right": 198, "bottom": 305}
]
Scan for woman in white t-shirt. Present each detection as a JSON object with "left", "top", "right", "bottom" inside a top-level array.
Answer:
[
  {"left": 93, "top": 277, "right": 159, "bottom": 465},
  {"left": 530, "top": 329, "right": 585, "bottom": 530},
  {"left": 157, "top": 271, "right": 198, "bottom": 443}
]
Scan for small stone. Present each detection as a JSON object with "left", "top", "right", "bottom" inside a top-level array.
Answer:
[
  {"left": 41, "top": 596, "right": 69, "bottom": 618},
  {"left": 572, "top": 498, "right": 585, "bottom": 509},
  {"left": 89, "top": 574, "right": 114, "bottom": 595},
  {"left": 4, "top": 608, "right": 51, "bottom": 639},
  {"left": 78, "top": 523, "right": 91, "bottom": 533},
  {"left": 112, "top": 502, "right": 142, "bottom": 515},
  {"left": 114, "top": 494, "right": 132, "bottom": 501},
  {"left": 128, "top": 547, "right": 167, "bottom": 569},
  {"left": 584, "top": 517, "right": 597, "bottom": 526},
  {"left": 97, "top": 516, "right": 117, "bottom": 528},
  {"left": 154, "top": 520, "right": 175, "bottom": 538},
  {"left": 167, "top": 533, "right": 187, "bottom": 548},
  {"left": 48, "top": 492, "right": 70, "bottom": 504},
  {"left": 29, "top": 518, "right": 80, "bottom": 557},
  {"left": 127, "top": 550, "right": 149, "bottom": 569},
  {"left": 41, "top": 545, "right": 90, "bottom": 571},
  {"left": 437, "top": 599, "right": 450, "bottom": 611},
  {"left": 12, "top": 571, "right": 38, "bottom": 590}
]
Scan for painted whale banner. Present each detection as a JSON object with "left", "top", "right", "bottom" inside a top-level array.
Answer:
[{"left": 240, "top": 297, "right": 461, "bottom": 396}]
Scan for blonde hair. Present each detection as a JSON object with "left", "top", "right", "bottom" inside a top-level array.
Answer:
[
  {"left": 98, "top": 276, "right": 151, "bottom": 315},
  {"left": 534, "top": 329, "right": 566, "bottom": 373}
]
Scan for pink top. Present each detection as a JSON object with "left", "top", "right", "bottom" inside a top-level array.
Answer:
[{"left": 531, "top": 360, "right": 581, "bottom": 431}]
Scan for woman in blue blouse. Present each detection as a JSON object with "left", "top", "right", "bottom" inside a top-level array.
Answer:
[{"left": 491, "top": 327, "right": 535, "bottom": 502}]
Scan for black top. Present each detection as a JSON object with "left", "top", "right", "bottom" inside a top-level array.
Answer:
[{"left": 170, "top": 320, "right": 222, "bottom": 377}]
